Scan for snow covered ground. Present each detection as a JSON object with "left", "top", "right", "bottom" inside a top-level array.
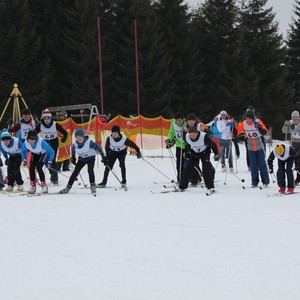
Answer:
[{"left": 0, "top": 142, "right": 300, "bottom": 300}]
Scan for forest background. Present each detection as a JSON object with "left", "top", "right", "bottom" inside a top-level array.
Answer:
[{"left": 1, "top": 0, "right": 300, "bottom": 138}]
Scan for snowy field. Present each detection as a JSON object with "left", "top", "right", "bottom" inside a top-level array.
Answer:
[{"left": 0, "top": 142, "right": 300, "bottom": 300}]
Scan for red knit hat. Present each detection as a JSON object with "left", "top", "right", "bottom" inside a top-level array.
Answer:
[{"left": 42, "top": 109, "right": 52, "bottom": 119}]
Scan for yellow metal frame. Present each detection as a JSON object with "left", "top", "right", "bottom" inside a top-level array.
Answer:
[{"left": 0, "top": 83, "right": 29, "bottom": 125}]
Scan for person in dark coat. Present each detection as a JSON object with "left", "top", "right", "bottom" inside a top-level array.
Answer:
[
  {"left": 97, "top": 125, "right": 141, "bottom": 188},
  {"left": 179, "top": 126, "right": 220, "bottom": 194},
  {"left": 35, "top": 109, "right": 68, "bottom": 184}
]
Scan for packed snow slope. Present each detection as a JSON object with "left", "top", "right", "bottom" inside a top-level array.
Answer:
[{"left": 0, "top": 142, "right": 299, "bottom": 300}]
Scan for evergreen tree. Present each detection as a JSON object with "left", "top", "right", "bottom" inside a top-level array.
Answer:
[
  {"left": 287, "top": 0, "right": 300, "bottom": 105},
  {"left": 131, "top": 0, "right": 172, "bottom": 116},
  {"left": 99, "top": 0, "right": 172, "bottom": 116},
  {"left": 240, "top": 0, "right": 293, "bottom": 132},
  {"left": 61, "top": 0, "right": 99, "bottom": 105},
  {"left": 99, "top": 0, "right": 136, "bottom": 116},
  {"left": 154, "top": 0, "right": 200, "bottom": 115},
  {"left": 191, "top": 0, "right": 246, "bottom": 118},
  {"left": 0, "top": 0, "right": 49, "bottom": 116}
]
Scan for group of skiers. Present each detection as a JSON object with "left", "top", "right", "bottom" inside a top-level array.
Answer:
[
  {"left": 0, "top": 108, "right": 142, "bottom": 195},
  {"left": 0, "top": 106, "right": 299, "bottom": 195},
  {"left": 166, "top": 108, "right": 300, "bottom": 194}
]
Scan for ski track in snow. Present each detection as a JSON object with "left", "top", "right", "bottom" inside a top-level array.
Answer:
[{"left": 0, "top": 143, "right": 300, "bottom": 300}]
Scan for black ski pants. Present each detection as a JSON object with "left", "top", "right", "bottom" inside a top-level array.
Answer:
[
  {"left": 102, "top": 150, "right": 127, "bottom": 184},
  {"left": 179, "top": 151, "right": 215, "bottom": 190},
  {"left": 67, "top": 158, "right": 95, "bottom": 187},
  {"left": 7, "top": 155, "right": 24, "bottom": 186}
]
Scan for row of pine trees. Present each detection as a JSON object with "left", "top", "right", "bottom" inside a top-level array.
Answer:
[{"left": 1, "top": 0, "right": 300, "bottom": 136}]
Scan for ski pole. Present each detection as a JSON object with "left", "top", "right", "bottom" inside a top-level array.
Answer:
[
  {"left": 21, "top": 166, "right": 30, "bottom": 180},
  {"left": 223, "top": 139, "right": 234, "bottom": 185},
  {"left": 179, "top": 145, "right": 183, "bottom": 182},
  {"left": 168, "top": 148, "right": 177, "bottom": 178},
  {"left": 142, "top": 157, "right": 174, "bottom": 182},
  {"left": 193, "top": 165, "right": 203, "bottom": 177},
  {"left": 105, "top": 164, "right": 122, "bottom": 185},
  {"left": 49, "top": 167, "right": 83, "bottom": 186},
  {"left": 49, "top": 167, "right": 72, "bottom": 179},
  {"left": 222, "top": 166, "right": 245, "bottom": 185},
  {"left": 78, "top": 173, "right": 87, "bottom": 188}
]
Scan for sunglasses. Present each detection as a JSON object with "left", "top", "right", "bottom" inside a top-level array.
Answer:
[{"left": 43, "top": 116, "right": 51, "bottom": 120}]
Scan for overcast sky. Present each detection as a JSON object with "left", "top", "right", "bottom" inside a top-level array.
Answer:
[{"left": 185, "top": 0, "right": 295, "bottom": 38}]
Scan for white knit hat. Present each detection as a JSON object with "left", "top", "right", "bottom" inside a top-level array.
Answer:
[
  {"left": 291, "top": 110, "right": 300, "bottom": 119},
  {"left": 42, "top": 109, "right": 52, "bottom": 119},
  {"left": 220, "top": 110, "right": 227, "bottom": 116}
]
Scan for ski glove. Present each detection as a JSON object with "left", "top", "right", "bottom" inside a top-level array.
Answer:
[
  {"left": 214, "top": 154, "right": 221, "bottom": 161},
  {"left": 22, "top": 159, "right": 27, "bottom": 167},
  {"left": 61, "top": 137, "right": 67, "bottom": 143},
  {"left": 136, "top": 152, "right": 142, "bottom": 159},
  {"left": 46, "top": 161, "right": 52, "bottom": 169},
  {"left": 101, "top": 156, "right": 108, "bottom": 165},
  {"left": 165, "top": 139, "right": 175, "bottom": 149},
  {"left": 70, "top": 157, "right": 76, "bottom": 165}
]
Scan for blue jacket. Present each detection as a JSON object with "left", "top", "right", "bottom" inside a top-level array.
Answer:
[
  {"left": 210, "top": 123, "right": 222, "bottom": 139},
  {"left": 21, "top": 137, "right": 55, "bottom": 162},
  {"left": 0, "top": 138, "right": 23, "bottom": 158}
]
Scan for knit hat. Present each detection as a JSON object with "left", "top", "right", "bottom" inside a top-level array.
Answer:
[
  {"left": 27, "top": 130, "right": 38, "bottom": 140},
  {"left": 220, "top": 110, "right": 227, "bottom": 116},
  {"left": 74, "top": 128, "right": 85, "bottom": 137},
  {"left": 275, "top": 144, "right": 285, "bottom": 156},
  {"left": 245, "top": 109, "right": 255, "bottom": 120},
  {"left": 1, "top": 131, "right": 11, "bottom": 140},
  {"left": 42, "top": 109, "right": 52, "bottom": 119},
  {"left": 111, "top": 125, "right": 120, "bottom": 133},
  {"left": 291, "top": 110, "right": 300, "bottom": 119}
]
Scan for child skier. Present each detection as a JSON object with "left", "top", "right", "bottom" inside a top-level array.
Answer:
[
  {"left": 59, "top": 128, "right": 106, "bottom": 195},
  {"left": 165, "top": 112, "right": 187, "bottom": 182},
  {"left": 282, "top": 110, "right": 300, "bottom": 185},
  {"left": 268, "top": 143, "right": 296, "bottom": 193},
  {"left": 178, "top": 126, "right": 220, "bottom": 194},
  {"left": 97, "top": 125, "right": 141, "bottom": 188},
  {"left": 21, "top": 130, "right": 55, "bottom": 194},
  {"left": 9, "top": 108, "right": 36, "bottom": 141},
  {"left": 0, "top": 131, "right": 24, "bottom": 191},
  {"left": 35, "top": 109, "right": 68, "bottom": 185}
]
